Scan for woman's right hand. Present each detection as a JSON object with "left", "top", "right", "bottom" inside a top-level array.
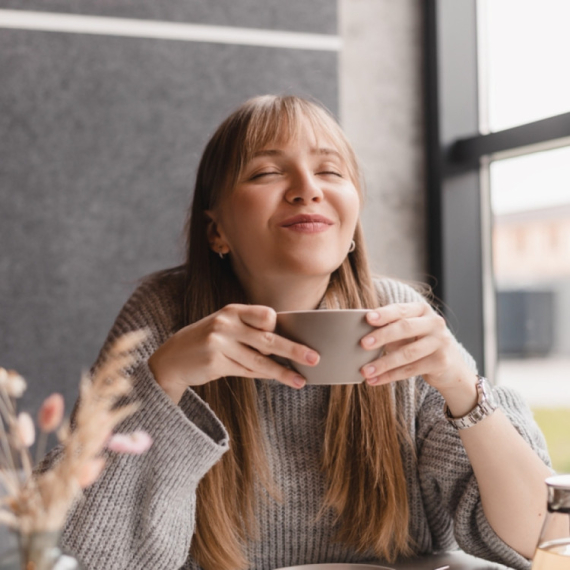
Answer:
[{"left": 148, "top": 304, "right": 320, "bottom": 404}]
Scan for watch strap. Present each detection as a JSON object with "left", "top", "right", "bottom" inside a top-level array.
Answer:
[{"left": 444, "top": 375, "right": 498, "bottom": 430}]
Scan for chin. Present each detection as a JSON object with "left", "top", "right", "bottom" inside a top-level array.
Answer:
[{"left": 282, "top": 255, "right": 344, "bottom": 278}]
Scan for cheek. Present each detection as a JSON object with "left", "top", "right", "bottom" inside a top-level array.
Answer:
[
  {"left": 232, "top": 191, "right": 275, "bottom": 218},
  {"left": 224, "top": 194, "right": 260, "bottom": 225},
  {"left": 339, "top": 191, "right": 361, "bottom": 231},
  {"left": 221, "top": 194, "right": 273, "bottom": 244}
]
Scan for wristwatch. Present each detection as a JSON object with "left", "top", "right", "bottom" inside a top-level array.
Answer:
[{"left": 444, "top": 375, "right": 498, "bottom": 430}]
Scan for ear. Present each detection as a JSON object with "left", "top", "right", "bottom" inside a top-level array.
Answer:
[{"left": 204, "top": 210, "right": 230, "bottom": 256}]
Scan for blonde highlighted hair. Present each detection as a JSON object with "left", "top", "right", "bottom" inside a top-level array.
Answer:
[{"left": 183, "top": 95, "right": 412, "bottom": 569}]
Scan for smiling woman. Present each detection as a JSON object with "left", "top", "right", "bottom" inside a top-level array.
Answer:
[
  {"left": 204, "top": 110, "right": 360, "bottom": 309},
  {"left": 38, "top": 95, "right": 553, "bottom": 570}
]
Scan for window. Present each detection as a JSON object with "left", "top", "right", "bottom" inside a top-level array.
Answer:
[
  {"left": 491, "top": 149, "right": 570, "bottom": 403},
  {"left": 481, "top": 0, "right": 570, "bottom": 132},
  {"left": 425, "top": 0, "right": 570, "bottom": 472}
]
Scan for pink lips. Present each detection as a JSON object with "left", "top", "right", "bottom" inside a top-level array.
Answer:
[{"left": 280, "top": 214, "right": 334, "bottom": 233}]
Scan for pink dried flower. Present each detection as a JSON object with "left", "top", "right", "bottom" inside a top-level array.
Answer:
[
  {"left": 111, "top": 329, "right": 148, "bottom": 355},
  {"left": 77, "top": 458, "right": 106, "bottom": 489},
  {"left": 0, "top": 368, "right": 27, "bottom": 398},
  {"left": 0, "top": 332, "right": 148, "bottom": 534},
  {"left": 107, "top": 431, "right": 152, "bottom": 455},
  {"left": 15, "top": 413, "right": 35, "bottom": 447},
  {"left": 38, "top": 393, "right": 65, "bottom": 433}
]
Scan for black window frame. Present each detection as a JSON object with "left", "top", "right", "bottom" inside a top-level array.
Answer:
[{"left": 424, "top": 0, "right": 570, "bottom": 376}]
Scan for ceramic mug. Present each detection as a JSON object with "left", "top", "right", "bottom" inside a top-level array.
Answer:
[
  {"left": 277, "top": 563, "right": 394, "bottom": 570},
  {"left": 275, "top": 309, "right": 383, "bottom": 385}
]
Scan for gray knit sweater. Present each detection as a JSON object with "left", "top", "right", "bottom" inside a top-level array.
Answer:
[{"left": 48, "top": 268, "right": 550, "bottom": 570}]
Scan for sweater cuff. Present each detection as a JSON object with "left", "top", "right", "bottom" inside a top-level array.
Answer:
[
  {"left": 127, "top": 361, "right": 229, "bottom": 478},
  {"left": 178, "top": 386, "right": 228, "bottom": 445},
  {"left": 455, "top": 476, "right": 533, "bottom": 570}
]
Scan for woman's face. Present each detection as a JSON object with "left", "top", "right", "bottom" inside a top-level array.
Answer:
[{"left": 207, "top": 117, "right": 361, "bottom": 285}]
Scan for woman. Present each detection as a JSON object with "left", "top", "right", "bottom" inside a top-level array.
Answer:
[{"left": 57, "top": 95, "right": 551, "bottom": 570}]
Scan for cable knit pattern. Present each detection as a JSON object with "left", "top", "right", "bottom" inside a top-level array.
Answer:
[{"left": 43, "top": 267, "right": 549, "bottom": 570}]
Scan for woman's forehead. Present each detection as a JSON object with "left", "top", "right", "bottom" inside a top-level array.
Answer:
[{"left": 248, "top": 115, "right": 344, "bottom": 158}]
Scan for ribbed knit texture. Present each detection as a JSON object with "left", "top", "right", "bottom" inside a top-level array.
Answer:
[{"left": 44, "top": 268, "right": 550, "bottom": 570}]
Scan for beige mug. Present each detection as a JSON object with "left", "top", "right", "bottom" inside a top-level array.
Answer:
[{"left": 275, "top": 309, "right": 383, "bottom": 385}]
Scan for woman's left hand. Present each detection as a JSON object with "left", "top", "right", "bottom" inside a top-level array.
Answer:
[{"left": 359, "top": 301, "right": 474, "bottom": 393}]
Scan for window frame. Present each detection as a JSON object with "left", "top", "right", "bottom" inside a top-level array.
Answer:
[{"left": 423, "top": 0, "right": 570, "bottom": 377}]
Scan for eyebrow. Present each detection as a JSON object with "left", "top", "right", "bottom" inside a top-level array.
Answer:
[{"left": 252, "top": 147, "right": 342, "bottom": 159}]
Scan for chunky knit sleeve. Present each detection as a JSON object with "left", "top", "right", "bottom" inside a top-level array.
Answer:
[
  {"left": 41, "top": 269, "right": 229, "bottom": 570},
  {"left": 416, "top": 383, "right": 550, "bottom": 570},
  {"left": 373, "top": 277, "right": 551, "bottom": 569}
]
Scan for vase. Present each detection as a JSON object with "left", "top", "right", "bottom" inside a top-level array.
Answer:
[{"left": 0, "top": 530, "right": 83, "bottom": 570}]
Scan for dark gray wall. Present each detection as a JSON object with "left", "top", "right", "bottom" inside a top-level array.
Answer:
[{"left": 0, "top": 3, "right": 338, "bottom": 416}]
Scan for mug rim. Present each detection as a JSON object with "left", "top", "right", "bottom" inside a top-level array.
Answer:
[{"left": 276, "top": 309, "right": 372, "bottom": 315}]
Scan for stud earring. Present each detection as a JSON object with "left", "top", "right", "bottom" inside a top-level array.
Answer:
[{"left": 348, "top": 240, "right": 356, "bottom": 253}]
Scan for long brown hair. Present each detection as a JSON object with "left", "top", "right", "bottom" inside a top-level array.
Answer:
[{"left": 184, "top": 95, "right": 412, "bottom": 569}]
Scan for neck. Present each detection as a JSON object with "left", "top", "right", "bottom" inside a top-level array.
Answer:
[{"left": 238, "top": 272, "right": 331, "bottom": 312}]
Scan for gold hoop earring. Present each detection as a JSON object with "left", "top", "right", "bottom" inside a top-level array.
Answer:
[{"left": 348, "top": 240, "right": 356, "bottom": 253}]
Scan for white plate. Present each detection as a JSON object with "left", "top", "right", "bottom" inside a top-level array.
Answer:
[{"left": 277, "top": 564, "right": 394, "bottom": 570}]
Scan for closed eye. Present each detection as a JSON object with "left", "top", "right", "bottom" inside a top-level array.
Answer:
[
  {"left": 317, "top": 170, "right": 343, "bottom": 177},
  {"left": 250, "top": 170, "right": 281, "bottom": 180}
]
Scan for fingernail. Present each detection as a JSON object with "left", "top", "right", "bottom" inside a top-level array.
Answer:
[
  {"left": 363, "top": 365, "right": 376, "bottom": 377},
  {"left": 363, "top": 335, "right": 375, "bottom": 347},
  {"left": 305, "top": 350, "right": 319, "bottom": 365},
  {"left": 367, "top": 377, "right": 380, "bottom": 385},
  {"left": 368, "top": 311, "right": 380, "bottom": 322},
  {"left": 293, "top": 375, "right": 306, "bottom": 388}
]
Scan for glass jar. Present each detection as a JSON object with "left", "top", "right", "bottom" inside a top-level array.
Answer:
[
  {"left": 532, "top": 474, "right": 570, "bottom": 570},
  {"left": 0, "top": 530, "right": 83, "bottom": 570}
]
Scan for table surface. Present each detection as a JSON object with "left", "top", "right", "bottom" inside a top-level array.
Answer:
[
  {"left": 0, "top": 530, "right": 510, "bottom": 570},
  {"left": 276, "top": 551, "right": 508, "bottom": 570}
]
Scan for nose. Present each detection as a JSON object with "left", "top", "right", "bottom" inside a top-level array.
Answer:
[{"left": 284, "top": 169, "right": 324, "bottom": 204}]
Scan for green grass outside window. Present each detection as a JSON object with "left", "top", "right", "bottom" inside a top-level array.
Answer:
[{"left": 532, "top": 408, "right": 570, "bottom": 473}]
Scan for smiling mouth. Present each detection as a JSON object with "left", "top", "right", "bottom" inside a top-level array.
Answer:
[
  {"left": 288, "top": 221, "right": 331, "bottom": 231},
  {"left": 280, "top": 215, "right": 334, "bottom": 233},
  {"left": 281, "top": 214, "right": 334, "bottom": 228}
]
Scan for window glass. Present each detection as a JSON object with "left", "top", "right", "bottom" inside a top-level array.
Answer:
[
  {"left": 491, "top": 147, "right": 570, "bottom": 472},
  {"left": 480, "top": 0, "right": 570, "bottom": 132}
]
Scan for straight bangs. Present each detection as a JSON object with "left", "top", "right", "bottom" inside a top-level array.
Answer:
[{"left": 227, "top": 96, "right": 363, "bottom": 197}]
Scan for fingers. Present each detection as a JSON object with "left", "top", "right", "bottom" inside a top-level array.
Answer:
[
  {"left": 359, "top": 302, "right": 451, "bottom": 385},
  {"left": 236, "top": 304, "right": 278, "bottom": 331},
  {"left": 220, "top": 304, "right": 319, "bottom": 365},
  {"left": 365, "top": 302, "right": 431, "bottom": 328},
  {"left": 241, "top": 327, "right": 319, "bottom": 367},
  {"left": 361, "top": 335, "right": 441, "bottom": 384},
  {"left": 361, "top": 313, "right": 445, "bottom": 350},
  {"left": 365, "top": 353, "right": 448, "bottom": 386},
  {"left": 223, "top": 348, "right": 307, "bottom": 390},
  {"left": 208, "top": 304, "right": 319, "bottom": 389}
]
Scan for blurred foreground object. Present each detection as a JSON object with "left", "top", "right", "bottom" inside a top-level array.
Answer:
[
  {"left": 0, "top": 330, "right": 152, "bottom": 570},
  {"left": 531, "top": 475, "right": 570, "bottom": 570}
]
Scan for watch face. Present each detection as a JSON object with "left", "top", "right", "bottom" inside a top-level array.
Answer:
[{"left": 478, "top": 376, "right": 498, "bottom": 408}]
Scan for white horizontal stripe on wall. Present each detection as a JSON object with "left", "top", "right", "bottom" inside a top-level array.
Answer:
[{"left": 0, "top": 9, "right": 342, "bottom": 51}]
